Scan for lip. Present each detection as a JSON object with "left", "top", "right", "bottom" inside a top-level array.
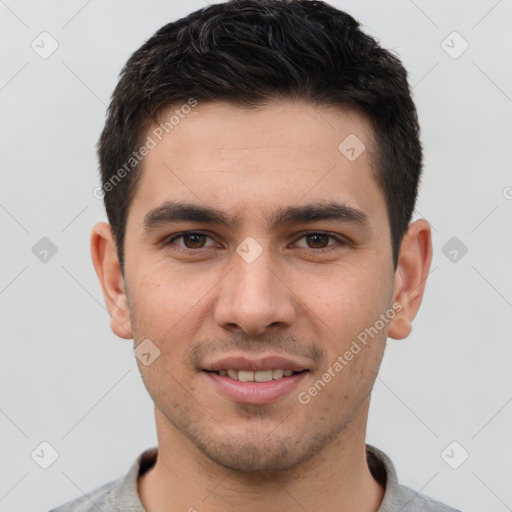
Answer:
[
  {"left": 203, "top": 370, "right": 309, "bottom": 404},
  {"left": 202, "top": 355, "right": 309, "bottom": 372}
]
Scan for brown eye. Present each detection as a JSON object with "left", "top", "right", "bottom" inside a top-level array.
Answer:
[
  {"left": 167, "top": 232, "right": 216, "bottom": 250},
  {"left": 294, "top": 232, "right": 342, "bottom": 250},
  {"left": 182, "top": 233, "right": 207, "bottom": 248},
  {"left": 305, "top": 233, "right": 330, "bottom": 249}
]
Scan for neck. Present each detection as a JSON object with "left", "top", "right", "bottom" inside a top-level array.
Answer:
[{"left": 138, "top": 398, "right": 384, "bottom": 512}]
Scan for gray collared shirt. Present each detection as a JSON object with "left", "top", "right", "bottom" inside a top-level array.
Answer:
[{"left": 48, "top": 444, "right": 461, "bottom": 511}]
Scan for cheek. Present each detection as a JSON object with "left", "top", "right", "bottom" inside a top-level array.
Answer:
[
  {"left": 129, "top": 260, "right": 211, "bottom": 333},
  {"left": 298, "top": 263, "right": 390, "bottom": 399},
  {"left": 303, "top": 264, "right": 390, "bottom": 343}
]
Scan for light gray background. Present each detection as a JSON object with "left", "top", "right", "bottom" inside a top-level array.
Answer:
[{"left": 1, "top": 1, "right": 511, "bottom": 511}]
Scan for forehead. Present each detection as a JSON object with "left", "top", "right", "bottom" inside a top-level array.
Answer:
[{"left": 129, "top": 100, "right": 386, "bottom": 229}]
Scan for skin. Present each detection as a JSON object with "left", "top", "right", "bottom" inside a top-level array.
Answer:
[{"left": 91, "top": 100, "right": 432, "bottom": 512}]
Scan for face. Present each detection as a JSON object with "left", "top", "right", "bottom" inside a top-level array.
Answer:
[{"left": 108, "top": 101, "right": 404, "bottom": 472}]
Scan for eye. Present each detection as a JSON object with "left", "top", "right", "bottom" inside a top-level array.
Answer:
[
  {"left": 293, "top": 232, "right": 345, "bottom": 251},
  {"left": 164, "top": 231, "right": 346, "bottom": 254},
  {"left": 166, "top": 232, "right": 217, "bottom": 250}
]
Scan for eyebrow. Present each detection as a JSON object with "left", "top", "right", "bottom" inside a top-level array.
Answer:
[{"left": 143, "top": 201, "right": 372, "bottom": 234}]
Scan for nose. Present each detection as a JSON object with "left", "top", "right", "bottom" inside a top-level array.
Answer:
[{"left": 213, "top": 246, "right": 296, "bottom": 336}]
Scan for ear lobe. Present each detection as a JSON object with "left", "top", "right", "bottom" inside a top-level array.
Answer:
[
  {"left": 388, "top": 219, "right": 432, "bottom": 340},
  {"left": 90, "top": 222, "right": 133, "bottom": 339}
]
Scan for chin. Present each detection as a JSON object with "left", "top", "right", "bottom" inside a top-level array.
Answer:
[
  {"left": 201, "top": 440, "right": 306, "bottom": 473},
  {"left": 189, "top": 421, "right": 338, "bottom": 474}
]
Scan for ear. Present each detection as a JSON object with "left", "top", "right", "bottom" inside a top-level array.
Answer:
[
  {"left": 90, "top": 222, "right": 133, "bottom": 339},
  {"left": 388, "top": 219, "right": 432, "bottom": 340}
]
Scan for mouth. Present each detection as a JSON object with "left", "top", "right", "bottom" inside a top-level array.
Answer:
[
  {"left": 201, "top": 356, "right": 310, "bottom": 404},
  {"left": 205, "top": 368, "right": 305, "bottom": 382}
]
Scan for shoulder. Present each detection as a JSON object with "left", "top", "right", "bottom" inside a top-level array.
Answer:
[
  {"left": 366, "top": 444, "right": 462, "bottom": 512},
  {"left": 391, "top": 483, "right": 462, "bottom": 512},
  {"left": 47, "top": 478, "right": 121, "bottom": 512},
  {"left": 46, "top": 447, "right": 157, "bottom": 512}
]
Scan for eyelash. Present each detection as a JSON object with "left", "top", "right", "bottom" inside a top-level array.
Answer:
[{"left": 164, "top": 231, "right": 347, "bottom": 254}]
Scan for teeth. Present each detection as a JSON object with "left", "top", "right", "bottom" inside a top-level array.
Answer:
[
  {"left": 255, "top": 370, "right": 273, "bottom": 382},
  {"left": 238, "top": 370, "right": 254, "bottom": 382},
  {"left": 217, "top": 369, "right": 299, "bottom": 381},
  {"left": 272, "top": 369, "right": 284, "bottom": 379}
]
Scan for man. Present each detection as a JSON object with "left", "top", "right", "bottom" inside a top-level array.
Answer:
[{"left": 50, "top": 1, "right": 460, "bottom": 510}]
